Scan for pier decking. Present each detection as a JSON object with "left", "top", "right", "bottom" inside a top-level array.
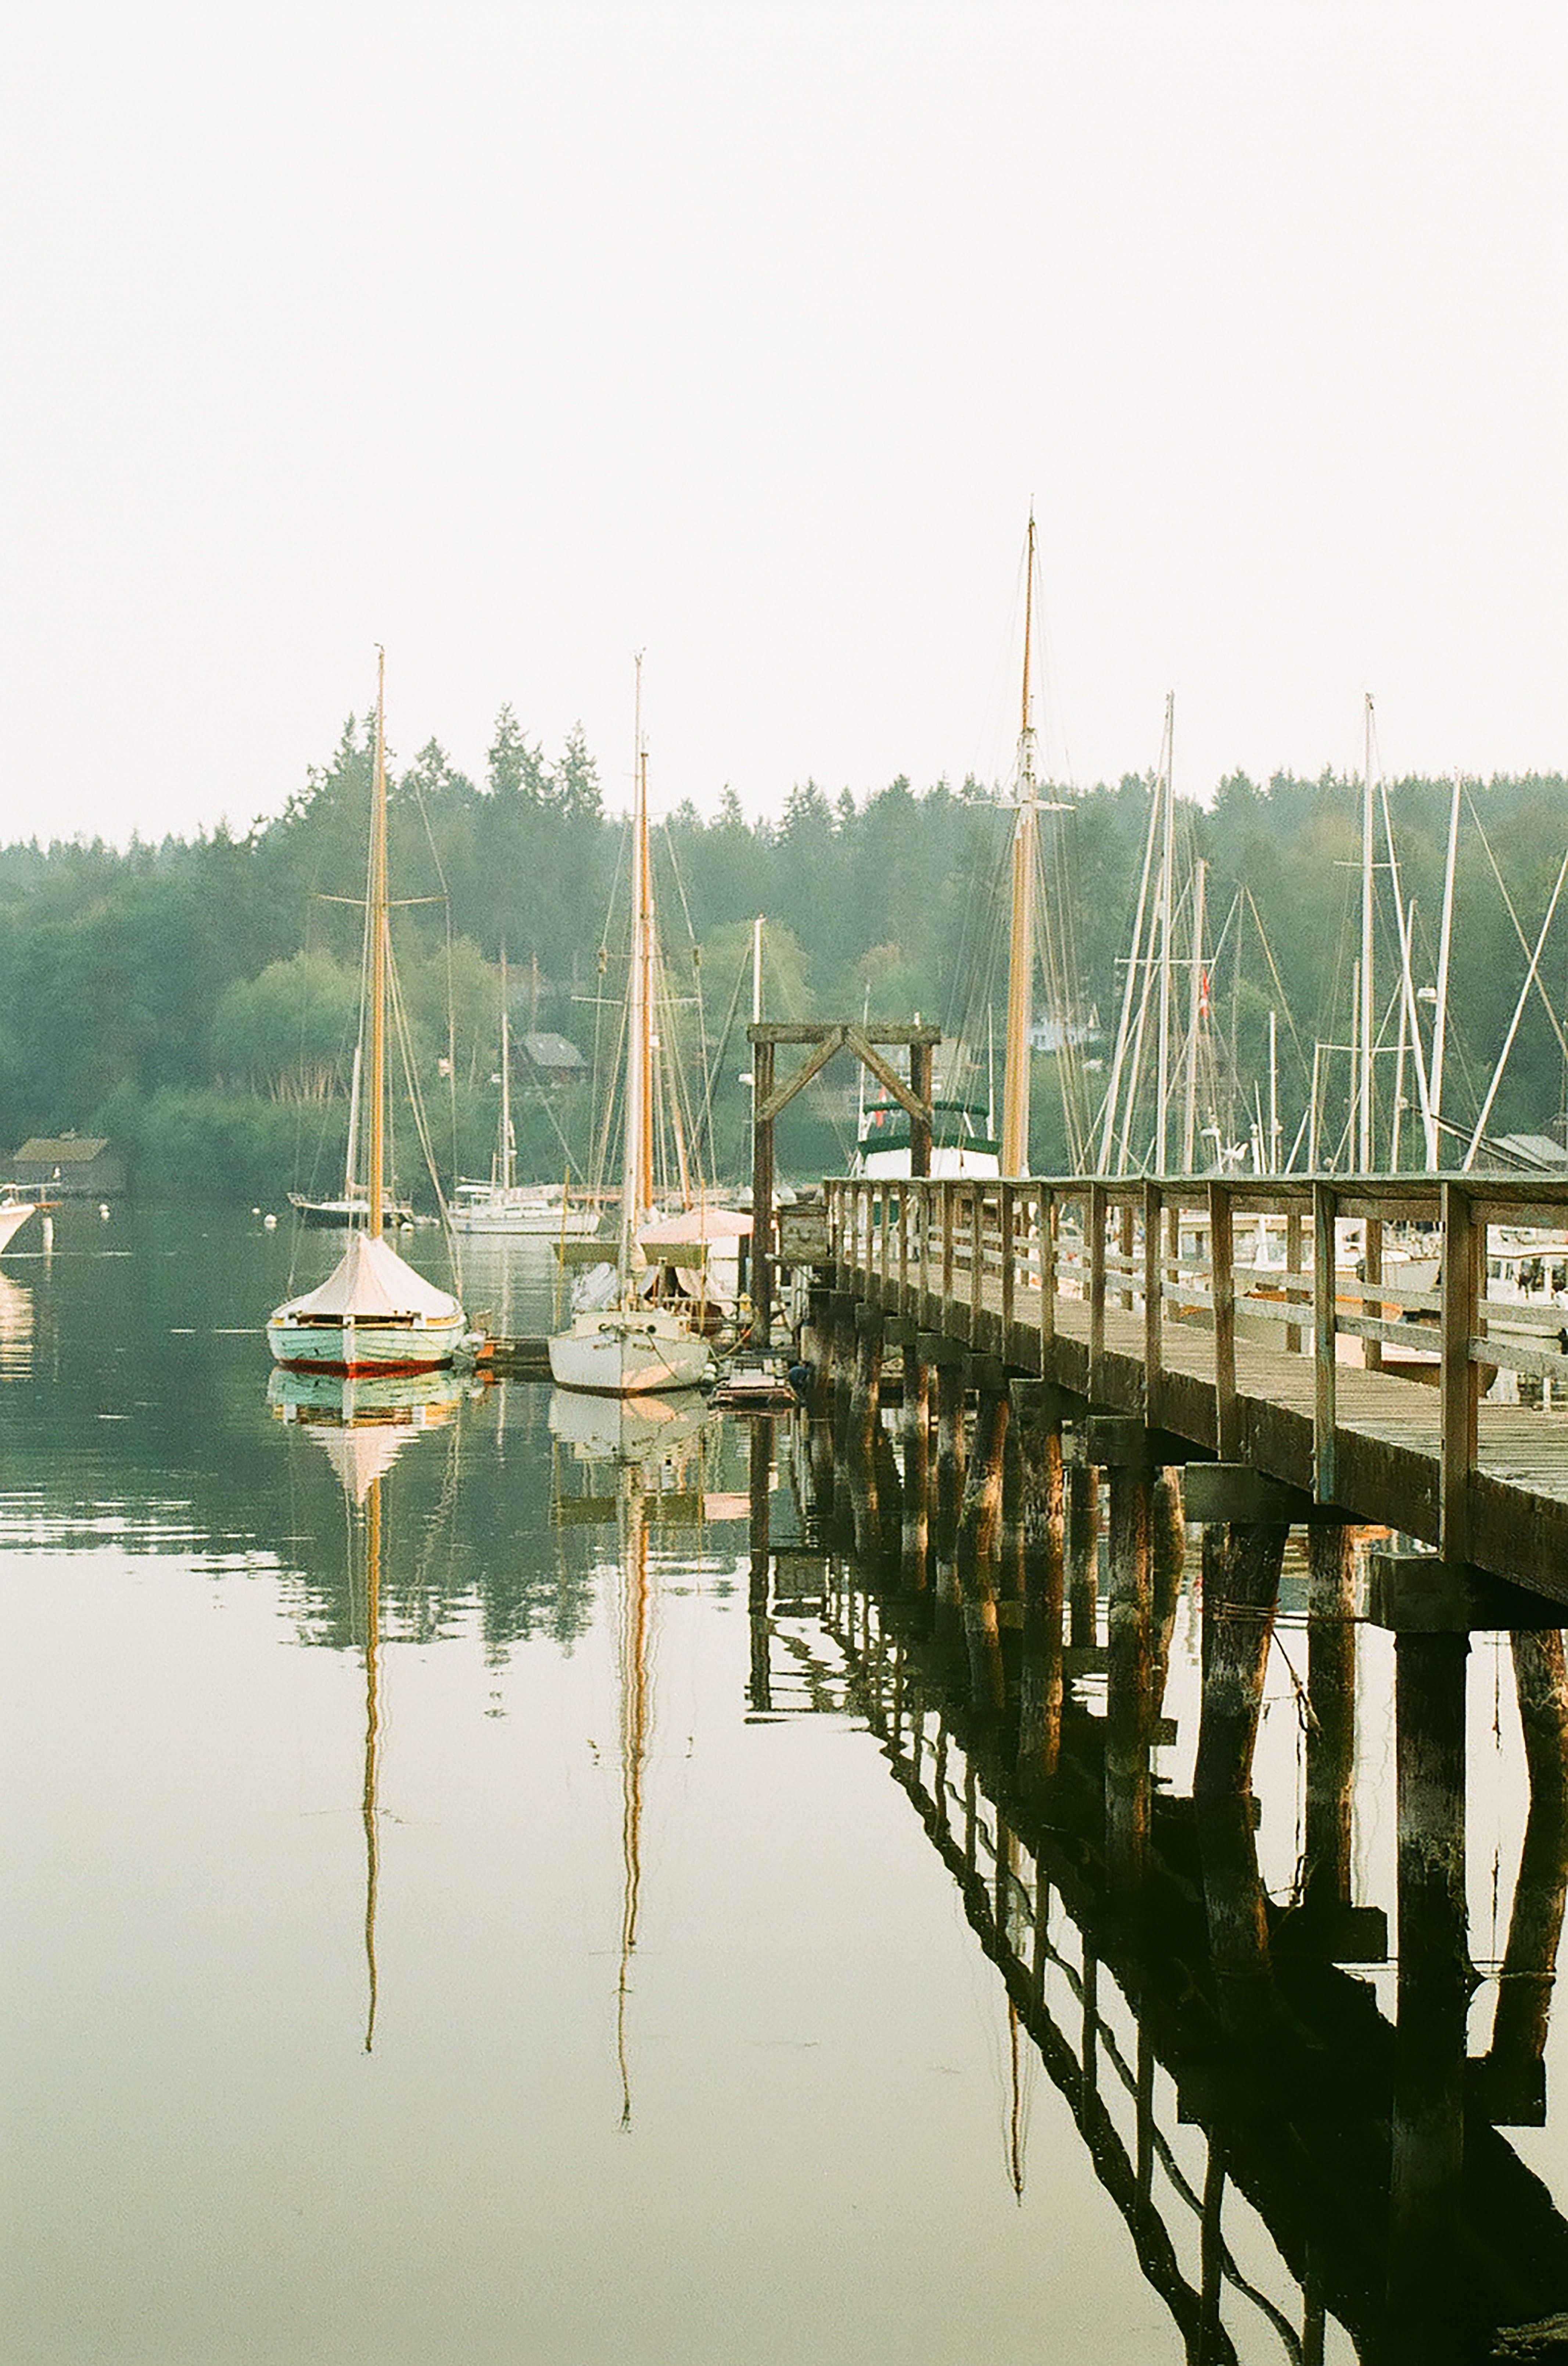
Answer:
[{"left": 812, "top": 1174, "right": 1568, "bottom": 1603}]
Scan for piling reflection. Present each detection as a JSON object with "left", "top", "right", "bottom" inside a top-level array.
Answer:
[{"left": 755, "top": 1380, "right": 1568, "bottom": 2365}]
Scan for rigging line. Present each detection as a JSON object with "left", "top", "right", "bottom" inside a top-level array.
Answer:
[
  {"left": 1465, "top": 839, "right": 1568, "bottom": 1165},
  {"left": 1464, "top": 791, "right": 1568, "bottom": 1069}
]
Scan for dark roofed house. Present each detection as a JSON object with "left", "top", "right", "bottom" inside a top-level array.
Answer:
[
  {"left": 11, "top": 1136, "right": 125, "bottom": 1197},
  {"left": 520, "top": 1032, "right": 587, "bottom": 1087}
]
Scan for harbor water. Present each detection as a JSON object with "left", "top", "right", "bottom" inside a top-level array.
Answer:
[{"left": 4, "top": 1205, "right": 1568, "bottom": 2362}]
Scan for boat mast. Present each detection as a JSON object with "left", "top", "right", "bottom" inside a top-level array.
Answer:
[
  {"left": 1154, "top": 693, "right": 1177, "bottom": 1172},
  {"left": 1001, "top": 515, "right": 1038, "bottom": 1174},
  {"left": 499, "top": 948, "right": 514, "bottom": 1193},
  {"left": 1428, "top": 768, "right": 1461, "bottom": 1167},
  {"left": 367, "top": 649, "right": 388, "bottom": 1238},
  {"left": 1357, "top": 692, "right": 1375, "bottom": 1171},
  {"left": 1180, "top": 856, "right": 1206, "bottom": 1172},
  {"left": 621, "top": 661, "right": 654, "bottom": 1275}
]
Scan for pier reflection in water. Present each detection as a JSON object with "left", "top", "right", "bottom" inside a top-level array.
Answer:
[{"left": 755, "top": 1356, "right": 1568, "bottom": 2364}]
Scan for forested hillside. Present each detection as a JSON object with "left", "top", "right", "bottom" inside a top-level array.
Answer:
[{"left": 0, "top": 702, "right": 1563, "bottom": 1200}]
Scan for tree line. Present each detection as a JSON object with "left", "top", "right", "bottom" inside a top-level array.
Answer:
[{"left": 0, "top": 703, "right": 1563, "bottom": 1198}]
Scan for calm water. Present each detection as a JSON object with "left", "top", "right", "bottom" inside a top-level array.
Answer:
[{"left": 3, "top": 1206, "right": 1568, "bottom": 2363}]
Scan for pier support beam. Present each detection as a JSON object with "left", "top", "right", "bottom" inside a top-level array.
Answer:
[
  {"left": 955, "top": 1361, "right": 1010, "bottom": 1714},
  {"left": 1387, "top": 1626, "right": 1472, "bottom": 2333},
  {"left": 1105, "top": 1438, "right": 1155, "bottom": 1885},
  {"left": 1193, "top": 1521, "right": 1289, "bottom": 1796},
  {"left": 1013, "top": 1383, "right": 1067, "bottom": 1785}
]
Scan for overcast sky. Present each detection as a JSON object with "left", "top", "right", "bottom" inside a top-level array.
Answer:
[{"left": 1, "top": 1, "right": 1562, "bottom": 842}]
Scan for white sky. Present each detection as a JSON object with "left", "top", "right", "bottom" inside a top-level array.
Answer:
[{"left": 1, "top": 1, "right": 1562, "bottom": 842}]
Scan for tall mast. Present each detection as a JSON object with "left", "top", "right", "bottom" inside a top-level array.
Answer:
[
  {"left": 1001, "top": 514, "right": 1038, "bottom": 1174},
  {"left": 367, "top": 649, "right": 388, "bottom": 1238},
  {"left": 1358, "top": 692, "right": 1375, "bottom": 1170},
  {"left": 1180, "top": 856, "right": 1207, "bottom": 1172},
  {"left": 499, "top": 948, "right": 513, "bottom": 1192},
  {"left": 1154, "top": 693, "right": 1177, "bottom": 1171},
  {"left": 621, "top": 659, "right": 654, "bottom": 1274},
  {"left": 1428, "top": 768, "right": 1461, "bottom": 1168}
]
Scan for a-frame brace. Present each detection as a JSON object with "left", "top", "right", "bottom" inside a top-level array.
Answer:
[{"left": 746, "top": 1021, "right": 939, "bottom": 1344}]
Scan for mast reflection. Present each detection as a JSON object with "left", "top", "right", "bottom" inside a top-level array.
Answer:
[{"left": 269, "top": 1364, "right": 463, "bottom": 2049}]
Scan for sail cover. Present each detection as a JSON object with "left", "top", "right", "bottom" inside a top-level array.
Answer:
[{"left": 272, "top": 1231, "right": 461, "bottom": 1323}]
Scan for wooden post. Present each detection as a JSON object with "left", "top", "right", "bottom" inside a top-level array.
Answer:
[
  {"left": 846, "top": 1312, "right": 885, "bottom": 1565},
  {"left": 750, "top": 1035, "right": 775, "bottom": 1345},
  {"left": 1313, "top": 1180, "right": 1339, "bottom": 1505},
  {"left": 1285, "top": 1200, "right": 1304, "bottom": 1356},
  {"left": 1439, "top": 1180, "right": 1479, "bottom": 1562},
  {"left": 1210, "top": 1180, "right": 1238, "bottom": 1460},
  {"left": 1387, "top": 1626, "right": 1470, "bottom": 2330},
  {"left": 1193, "top": 1521, "right": 1288, "bottom": 1794},
  {"left": 1000, "top": 1182, "right": 1016, "bottom": 1337},
  {"left": 956, "top": 1372, "right": 1009, "bottom": 1713},
  {"left": 1105, "top": 1452, "right": 1153, "bottom": 1883},
  {"left": 933, "top": 1351, "right": 967, "bottom": 1567},
  {"left": 908, "top": 1037, "right": 933, "bottom": 1180},
  {"left": 900, "top": 1335, "right": 931, "bottom": 1597},
  {"left": 1089, "top": 1180, "right": 1108, "bottom": 1397},
  {"left": 747, "top": 1415, "right": 773, "bottom": 1712},
  {"left": 1068, "top": 1461, "right": 1099, "bottom": 1649},
  {"left": 1039, "top": 1183, "right": 1056, "bottom": 1370},
  {"left": 1014, "top": 1384, "right": 1066, "bottom": 1785},
  {"left": 1143, "top": 1179, "right": 1163, "bottom": 1423},
  {"left": 1304, "top": 1523, "right": 1357, "bottom": 1923},
  {"left": 1363, "top": 1212, "right": 1384, "bottom": 1374}
]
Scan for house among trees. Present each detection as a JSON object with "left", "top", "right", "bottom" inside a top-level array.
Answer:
[
  {"left": 11, "top": 1136, "right": 126, "bottom": 1197},
  {"left": 520, "top": 1032, "right": 586, "bottom": 1087}
]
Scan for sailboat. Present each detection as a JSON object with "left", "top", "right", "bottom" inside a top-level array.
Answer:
[
  {"left": 268, "top": 655, "right": 467, "bottom": 1377},
  {"left": 548, "top": 686, "right": 715, "bottom": 1397},
  {"left": 288, "top": 1044, "right": 415, "bottom": 1229},
  {"left": 0, "top": 1190, "right": 40, "bottom": 1254},
  {"left": 450, "top": 954, "right": 601, "bottom": 1239}
]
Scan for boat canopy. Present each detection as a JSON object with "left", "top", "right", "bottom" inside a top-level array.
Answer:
[
  {"left": 639, "top": 1208, "right": 751, "bottom": 1246},
  {"left": 272, "top": 1231, "right": 462, "bottom": 1324}
]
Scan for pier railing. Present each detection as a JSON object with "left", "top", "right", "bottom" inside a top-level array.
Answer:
[{"left": 821, "top": 1174, "right": 1568, "bottom": 1566}]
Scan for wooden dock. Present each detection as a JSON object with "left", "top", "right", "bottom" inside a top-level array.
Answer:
[{"left": 808, "top": 1173, "right": 1568, "bottom": 1605}]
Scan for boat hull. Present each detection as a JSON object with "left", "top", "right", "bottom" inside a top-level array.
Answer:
[
  {"left": 267, "top": 1315, "right": 467, "bottom": 1377},
  {"left": 451, "top": 1202, "right": 603, "bottom": 1239},
  {"left": 0, "top": 1200, "right": 38, "bottom": 1253},
  {"left": 547, "top": 1312, "right": 711, "bottom": 1396}
]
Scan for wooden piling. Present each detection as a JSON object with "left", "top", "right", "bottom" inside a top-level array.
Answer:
[
  {"left": 900, "top": 1335, "right": 931, "bottom": 1597},
  {"left": 1304, "top": 1523, "right": 1358, "bottom": 1921},
  {"left": 1387, "top": 1626, "right": 1471, "bottom": 2330},
  {"left": 1105, "top": 1455, "right": 1153, "bottom": 1882},
  {"left": 1192, "top": 1521, "right": 1288, "bottom": 1795},
  {"left": 1013, "top": 1384, "right": 1066, "bottom": 1785},
  {"left": 955, "top": 1372, "right": 1009, "bottom": 1713},
  {"left": 1068, "top": 1461, "right": 1100, "bottom": 1649},
  {"left": 1485, "top": 1628, "right": 1568, "bottom": 2100}
]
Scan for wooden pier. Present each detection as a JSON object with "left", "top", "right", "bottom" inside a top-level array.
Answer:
[{"left": 801, "top": 1173, "right": 1568, "bottom": 1606}]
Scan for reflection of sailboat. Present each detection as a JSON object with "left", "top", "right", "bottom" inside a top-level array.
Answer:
[
  {"left": 269, "top": 1357, "right": 460, "bottom": 2050},
  {"left": 548, "top": 1385, "right": 711, "bottom": 1468},
  {"left": 268, "top": 1365, "right": 463, "bottom": 1501},
  {"left": 0, "top": 1270, "right": 33, "bottom": 1379},
  {"left": 616, "top": 1475, "right": 653, "bottom": 2127},
  {"left": 268, "top": 654, "right": 466, "bottom": 1376},
  {"left": 548, "top": 681, "right": 718, "bottom": 1396}
]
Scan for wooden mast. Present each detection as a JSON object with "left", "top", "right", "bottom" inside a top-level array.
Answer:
[
  {"left": 620, "top": 660, "right": 654, "bottom": 1283},
  {"left": 367, "top": 647, "right": 388, "bottom": 1240},
  {"left": 1002, "top": 515, "right": 1038, "bottom": 1175}
]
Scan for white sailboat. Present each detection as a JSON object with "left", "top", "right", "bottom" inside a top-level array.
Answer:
[
  {"left": 548, "top": 690, "right": 714, "bottom": 1397},
  {"left": 268, "top": 655, "right": 467, "bottom": 1377},
  {"left": 0, "top": 1190, "right": 40, "bottom": 1254},
  {"left": 450, "top": 954, "right": 602, "bottom": 1238}
]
